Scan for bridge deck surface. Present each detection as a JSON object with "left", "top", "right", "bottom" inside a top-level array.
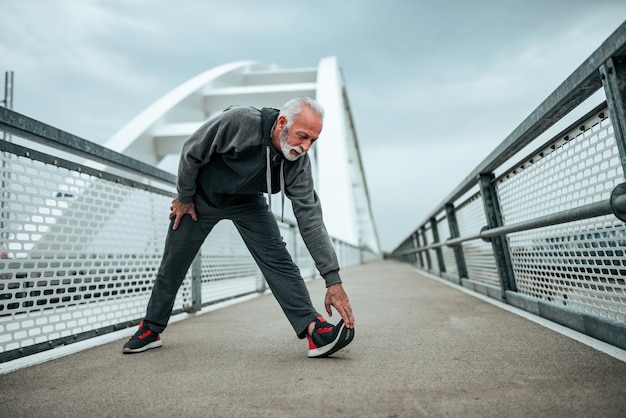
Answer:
[{"left": 1, "top": 260, "right": 625, "bottom": 417}]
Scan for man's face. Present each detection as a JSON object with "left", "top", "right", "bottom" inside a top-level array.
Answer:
[{"left": 277, "top": 108, "right": 323, "bottom": 161}]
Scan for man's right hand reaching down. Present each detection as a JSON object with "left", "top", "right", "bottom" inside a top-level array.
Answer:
[{"left": 169, "top": 197, "right": 198, "bottom": 230}]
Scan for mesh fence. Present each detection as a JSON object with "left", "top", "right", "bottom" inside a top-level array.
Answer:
[
  {"left": 455, "top": 194, "right": 500, "bottom": 287},
  {"left": 0, "top": 148, "right": 182, "bottom": 355},
  {"left": 498, "top": 107, "right": 626, "bottom": 321},
  {"left": 498, "top": 112, "right": 622, "bottom": 223},
  {"left": 508, "top": 217, "right": 626, "bottom": 321},
  {"left": 437, "top": 216, "right": 458, "bottom": 278},
  {"left": 423, "top": 224, "right": 440, "bottom": 275}
]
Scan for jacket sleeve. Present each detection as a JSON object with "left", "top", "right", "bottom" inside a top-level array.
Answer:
[
  {"left": 284, "top": 156, "right": 342, "bottom": 287},
  {"left": 176, "top": 107, "right": 257, "bottom": 203},
  {"left": 176, "top": 116, "right": 222, "bottom": 203}
]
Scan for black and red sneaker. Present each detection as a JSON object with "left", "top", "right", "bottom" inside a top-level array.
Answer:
[
  {"left": 122, "top": 321, "right": 162, "bottom": 354},
  {"left": 306, "top": 316, "right": 354, "bottom": 358}
]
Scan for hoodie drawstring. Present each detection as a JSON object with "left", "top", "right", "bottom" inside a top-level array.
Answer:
[
  {"left": 280, "top": 160, "right": 285, "bottom": 222},
  {"left": 266, "top": 146, "right": 272, "bottom": 213},
  {"left": 266, "top": 146, "right": 286, "bottom": 222}
]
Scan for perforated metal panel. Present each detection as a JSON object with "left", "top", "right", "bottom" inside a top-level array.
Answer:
[
  {"left": 0, "top": 150, "right": 183, "bottom": 354},
  {"left": 499, "top": 108, "right": 626, "bottom": 321},
  {"left": 423, "top": 224, "right": 440, "bottom": 274},
  {"left": 455, "top": 194, "right": 499, "bottom": 286},
  {"left": 509, "top": 217, "right": 626, "bottom": 321},
  {"left": 498, "top": 111, "right": 622, "bottom": 223},
  {"left": 199, "top": 220, "right": 262, "bottom": 304},
  {"left": 291, "top": 227, "right": 316, "bottom": 279},
  {"left": 437, "top": 216, "right": 458, "bottom": 277}
]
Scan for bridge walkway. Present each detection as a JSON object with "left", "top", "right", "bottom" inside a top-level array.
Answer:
[{"left": 1, "top": 260, "right": 625, "bottom": 417}]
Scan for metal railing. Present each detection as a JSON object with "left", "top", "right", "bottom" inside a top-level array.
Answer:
[
  {"left": 0, "top": 108, "right": 377, "bottom": 363},
  {"left": 392, "top": 21, "right": 626, "bottom": 350}
]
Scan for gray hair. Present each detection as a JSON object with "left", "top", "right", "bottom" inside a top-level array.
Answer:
[{"left": 279, "top": 97, "right": 324, "bottom": 128}]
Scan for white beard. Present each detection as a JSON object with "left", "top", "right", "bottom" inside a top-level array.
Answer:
[{"left": 279, "top": 127, "right": 304, "bottom": 161}]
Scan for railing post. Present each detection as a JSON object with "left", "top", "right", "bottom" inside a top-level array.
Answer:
[
  {"left": 290, "top": 224, "right": 298, "bottom": 265},
  {"left": 2, "top": 71, "right": 13, "bottom": 142},
  {"left": 419, "top": 229, "right": 427, "bottom": 269},
  {"left": 445, "top": 203, "right": 467, "bottom": 283},
  {"left": 410, "top": 232, "right": 420, "bottom": 267},
  {"left": 600, "top": 57, "right": 626, "bottom": 175},
  {"left": 430, "top": 217, "right": 446, "bottom": 274},
  {"left": 421, "top": 225, "right": 432, "bottom": 271},
  {"left": 190, "top": 251, "right": 202, "bottom": 313},
  {"left": 479, "top": 173, "right": 517, "bottom": 299},
  {"left": 290, "top": 224, "right": 307, "bottom": 283},
  {"left": 359, "top": 239, "right": 364, "bottom": 265}
]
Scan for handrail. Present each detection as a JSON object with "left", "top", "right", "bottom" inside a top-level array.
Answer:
[
  {"left": 0, "top": 106, "right": 177, "bottom": 185},
  {"left": 393, "top": 194, "right": 623, "bottom": 256}
]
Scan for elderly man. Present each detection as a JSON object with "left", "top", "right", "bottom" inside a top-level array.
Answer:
[{"left": 123, "top": 97, "right": 355, "bottom": 358}]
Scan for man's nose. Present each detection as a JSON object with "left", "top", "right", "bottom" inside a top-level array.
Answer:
[{"left": 300, "top": 139, "right": 312, "bottom": 152}]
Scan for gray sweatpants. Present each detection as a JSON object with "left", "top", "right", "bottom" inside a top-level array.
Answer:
[{"left": 143, "top": 193, "right": 320, "bottom": 338}]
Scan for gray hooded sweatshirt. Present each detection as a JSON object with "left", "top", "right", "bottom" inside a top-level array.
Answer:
[{"left": 176, "top": 105, "right": 341, "bottom": 287}]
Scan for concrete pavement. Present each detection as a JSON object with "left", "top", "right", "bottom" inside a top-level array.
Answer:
[{"left": 1, "top": 259, "right": 625, "bottom": 417}]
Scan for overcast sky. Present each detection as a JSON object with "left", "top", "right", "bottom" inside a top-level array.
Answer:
[{"left": 1, "top": 1, "right": 626, "bottom": 251}]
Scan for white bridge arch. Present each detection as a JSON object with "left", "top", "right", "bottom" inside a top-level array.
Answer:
[{"left": 105, "top": 57, "right": 380, "bottom": 254}]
